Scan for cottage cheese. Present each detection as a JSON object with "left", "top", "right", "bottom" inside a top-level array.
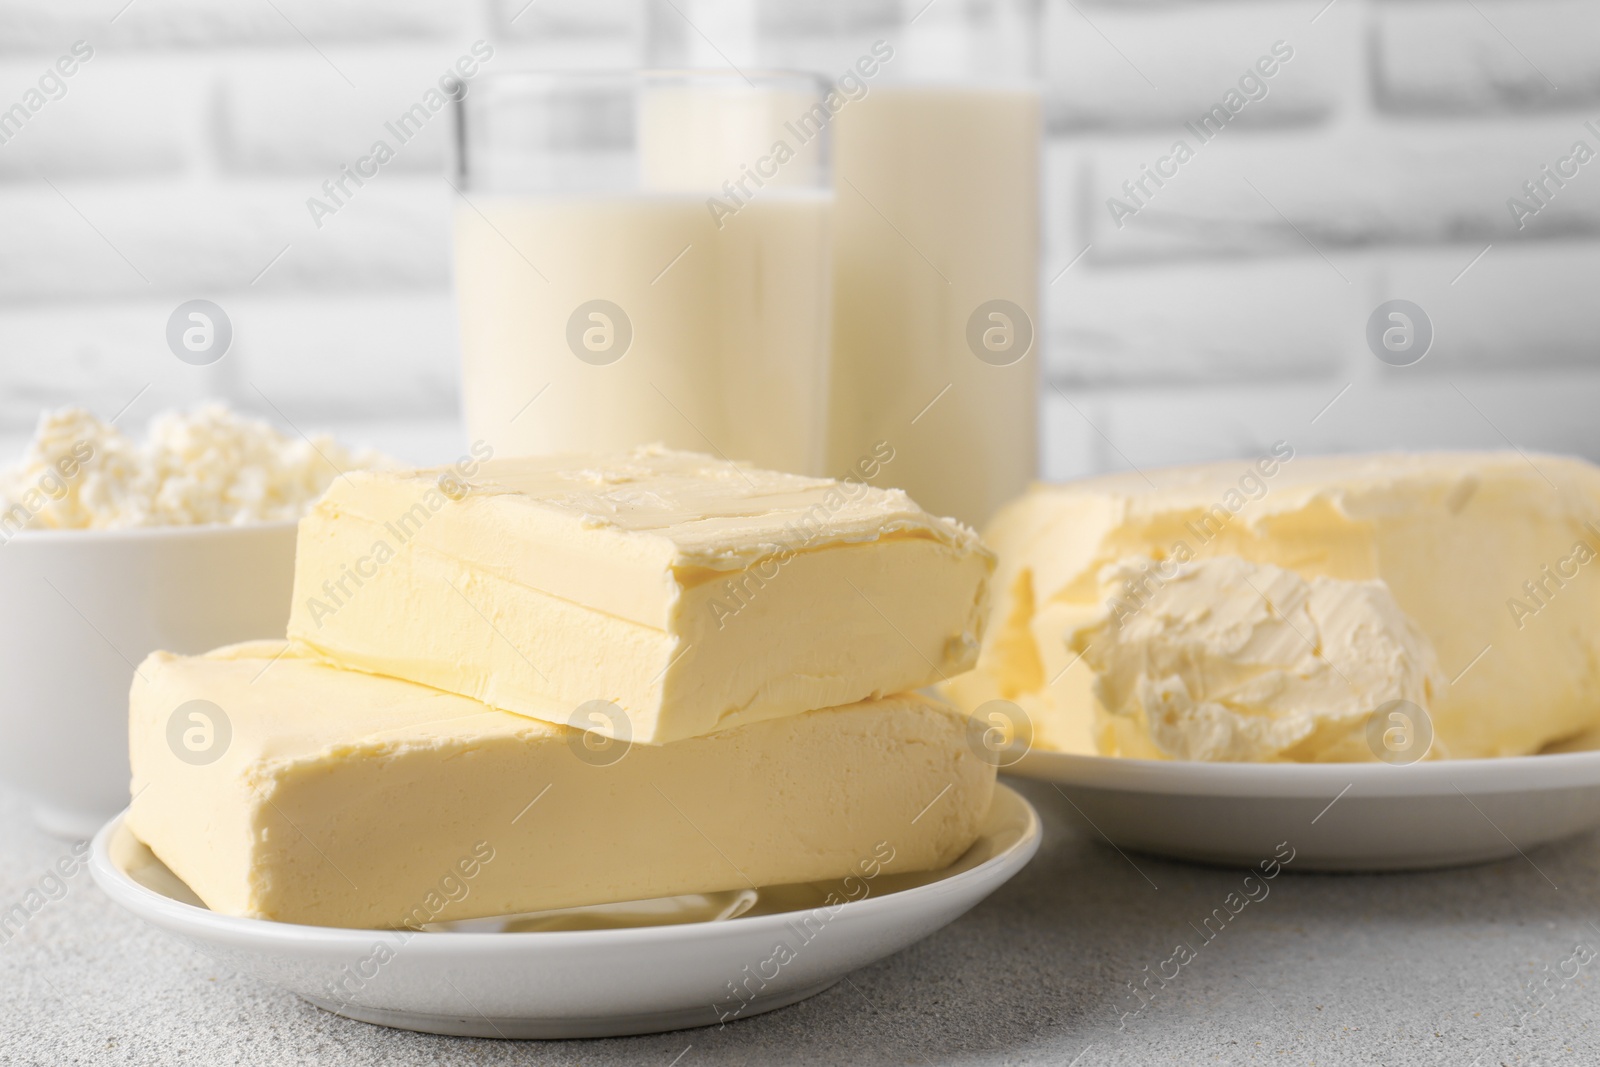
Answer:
[{"left": 0, "top": 404, "right": 383, "bottom": 530}]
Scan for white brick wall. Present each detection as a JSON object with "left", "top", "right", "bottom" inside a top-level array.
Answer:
[
  {"left": 1047, "top": 0, "right": 1600, "bottom": 476},
  {"left": 1042, "top": 1, "right": 1350, "bottom": 132},
  {"left": 0, "top": 1, "right": 465, "bottom": 51},
  {"left": 0, "top": 0, "right": 1597, "bottom": 477},
  {"left": 1373, "top": 0, "right": 1600, "bottom": 115}
]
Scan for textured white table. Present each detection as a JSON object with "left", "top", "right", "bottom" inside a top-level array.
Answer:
[{"left": 2, "top": 776, "right": 1597, "bottom": 1066}]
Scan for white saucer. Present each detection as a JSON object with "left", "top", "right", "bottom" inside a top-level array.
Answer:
[
  {"left": 1006, "top": 745, "right": 1600, "bottom": 871},
  {"left": 89, "top": 785, "right": 1040, "bottom": 1039}
]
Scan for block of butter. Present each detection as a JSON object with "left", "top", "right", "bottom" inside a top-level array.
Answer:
[
  {"left": 129, "top": 642, "right": 995, "bottom": 928},
  {"left": 949, "top": 450, "right": 1600, "bottom": 760},
  {"left": 286, "top": 445, "right": 994, "bottom": 745}
]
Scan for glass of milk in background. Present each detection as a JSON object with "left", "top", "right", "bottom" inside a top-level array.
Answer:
[
  {"left": 452, "top": 71, "right": 835, "bottom": 474},
  {"left": 649, "top": 1, "right": 1041, "bottom": 526}
]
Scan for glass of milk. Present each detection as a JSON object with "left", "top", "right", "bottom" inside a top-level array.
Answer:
[
  {"left": 649, "top": 2, "right": 1041, "bottom": 526},
  {"left": 452, "top": 70, "right": 836, "bottom": 474}
]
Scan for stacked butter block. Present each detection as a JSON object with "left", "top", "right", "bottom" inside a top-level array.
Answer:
[{"left": 127, "top": 446, "right": 998, "bottom": 928}]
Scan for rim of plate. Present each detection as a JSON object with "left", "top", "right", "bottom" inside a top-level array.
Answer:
[
  {"left": 89, "top": 784, "right": 1041, "bottom": 952},
  {"left": 1004, "top": 746, "right": 1600, "bottom": 798}
]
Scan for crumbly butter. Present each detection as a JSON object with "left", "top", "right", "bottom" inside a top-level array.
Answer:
[
  {"left": 127, "top": 641, "right": 995, "bottom": 929},
  {"left": 286, "top": 445, "right": 994, "bottom": 745},
  {"left": 0, "top": 404, "right": 381, "bottom": 530},
  {"left": 950, "top": 451, "right": 1600, "bottom": 760},
  {"left": 1071, "top": 556, "right": 1444, "bottom": 761}
]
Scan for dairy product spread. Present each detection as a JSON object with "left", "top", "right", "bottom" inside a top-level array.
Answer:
[
  {"left": 0, "top": 404, "right": 382, "bottom": 531},
  {"left": 950, "top": 451, "right": 1600, "bottom": 760},
  {"left": 1071, "top": 556, "right": 1444, "bottom": 761},
  {"left": 286, "top": 444, "right": 995, "bottom": 745},
  {"left": 127, "top": 641, "right": 995, "bottom": 928}
]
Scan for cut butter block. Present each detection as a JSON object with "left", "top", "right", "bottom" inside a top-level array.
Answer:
[
  {"left": 286, "top": 446, "right": 994, "bottom": 745},
  {"left": 128, "top": 642, "right": 995, "bottom": 929},
  {"left": 949, "top": 451, "right": 1600, "bottom": 760}
]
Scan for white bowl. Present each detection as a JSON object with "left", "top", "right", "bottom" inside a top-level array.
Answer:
[
  {"left": 1007, "top": 744, "right": 1600, "bottom": 871},
  {"left": 0, "top": 521, "right": 296, "bottom": 837},
  {"left": 89, "top": 784, "right": 1042, "bottom": 1039}
]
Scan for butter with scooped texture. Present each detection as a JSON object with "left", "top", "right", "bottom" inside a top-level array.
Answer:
[
  {"left": 286, "top": 445, "right": 994, "bottom": 745},
  {"left": 948, "top": 451, "right": 1600, "bottom": 760},
  {"left": 1072, "top": 556, "right": 1446, "bottom": 761}
]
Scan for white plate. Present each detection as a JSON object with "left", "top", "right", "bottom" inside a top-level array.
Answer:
[
  {"left": 1006, "top": 745, "right": 1600, "bottom": 871},
  {"left": 89, "top": 785, "right": 1040, "bottom": 1039}
]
